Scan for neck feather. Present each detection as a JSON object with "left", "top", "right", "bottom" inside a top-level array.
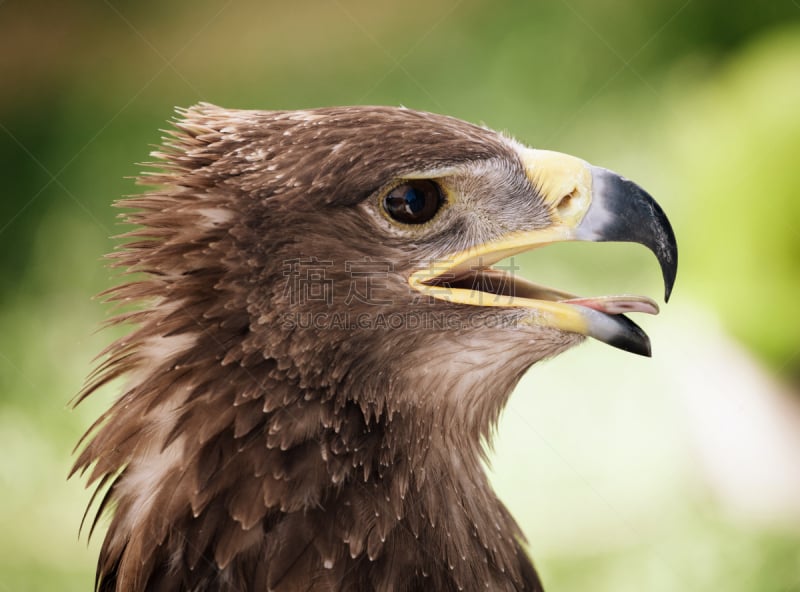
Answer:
[{"left": 75, "top": 333, "right": 540, "bottom": 590}]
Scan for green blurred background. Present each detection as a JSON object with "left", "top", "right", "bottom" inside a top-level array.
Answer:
[{"left": 2, "top": 0, "right": 799, "bottom": 590}]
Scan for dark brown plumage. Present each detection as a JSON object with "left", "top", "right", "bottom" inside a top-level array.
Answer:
[{"left": 73, "top": 104, "right": 676, "bottom": 592}]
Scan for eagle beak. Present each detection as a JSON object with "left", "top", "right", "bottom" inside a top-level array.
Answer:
[{"left": 408, "top": 149, "right": 678, "bottom": 357}]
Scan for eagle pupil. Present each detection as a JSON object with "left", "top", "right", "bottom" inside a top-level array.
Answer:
[
  {"left": 406, "top": 187, "right": 424, "bottom": 213},
  {"left": 383, "top": 180, "right": 441, "bottom": 224}
]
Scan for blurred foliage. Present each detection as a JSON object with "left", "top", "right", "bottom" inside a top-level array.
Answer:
[
  {"left": 660, "top": 27, "right": 800, "bottom": 378},
  {"left": 1, "top": 0, "right": 799, "bottom": 590}
]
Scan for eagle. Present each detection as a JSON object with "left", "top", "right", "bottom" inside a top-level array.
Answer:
[{"left": 72, "top": 104, "right": 677, "bottom": 592}]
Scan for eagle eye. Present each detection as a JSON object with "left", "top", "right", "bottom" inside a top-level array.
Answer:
[{"left": 383, "top": 180, "right": 442, "bottom": 224}]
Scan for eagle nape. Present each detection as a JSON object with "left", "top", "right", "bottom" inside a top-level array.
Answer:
[{"left": 72, "top": 103, "right": 677, "bottom": 592}]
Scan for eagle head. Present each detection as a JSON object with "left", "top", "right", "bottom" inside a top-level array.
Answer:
[{"left": 74, "top": 104, "right": 676, "bottom": 592}]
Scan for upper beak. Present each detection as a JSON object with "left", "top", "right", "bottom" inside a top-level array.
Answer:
[
  {"left": 408, "top": 149, "right": 678, "bottom": 357},
  {"left": 579, "top": 166, "right": 677, "bottom": 301}
]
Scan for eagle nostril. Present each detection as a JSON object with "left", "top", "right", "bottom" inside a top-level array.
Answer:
[{"left": 555, "top": 188, "right": 579, "bottom": 217}]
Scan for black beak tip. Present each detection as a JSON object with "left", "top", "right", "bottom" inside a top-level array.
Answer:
[
  {"left": 604, "top": 316, "right": 652, "bottom": 357},
  {"left": 658, "top": 212, "right": 678, "bottom": 304},
  {"left": 663, "top": 258, "right": 676, "bottom": 303},
  {"left": 609, "top": 334, "right": 652, "bottom": 357}
]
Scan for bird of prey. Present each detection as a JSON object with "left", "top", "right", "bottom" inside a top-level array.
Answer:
[{"left": 73, "top": 104, "right": 677, "bottom": 592}]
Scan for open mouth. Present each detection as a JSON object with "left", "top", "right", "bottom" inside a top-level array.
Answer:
[
  {"left": 422, "top": 263, "right": 659, "bottom": 316},
  {"left": 407, "top": 238, "right": 665, "bottom": 358}
]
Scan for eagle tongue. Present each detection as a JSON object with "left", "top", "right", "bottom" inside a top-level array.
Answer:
[{"left": 560, "top": 295, "right": 659, "bottom": 315}]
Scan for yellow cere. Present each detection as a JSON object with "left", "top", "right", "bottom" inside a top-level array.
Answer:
[{"left": 518, "top": 148, "right": 593, "bottom": 228}]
